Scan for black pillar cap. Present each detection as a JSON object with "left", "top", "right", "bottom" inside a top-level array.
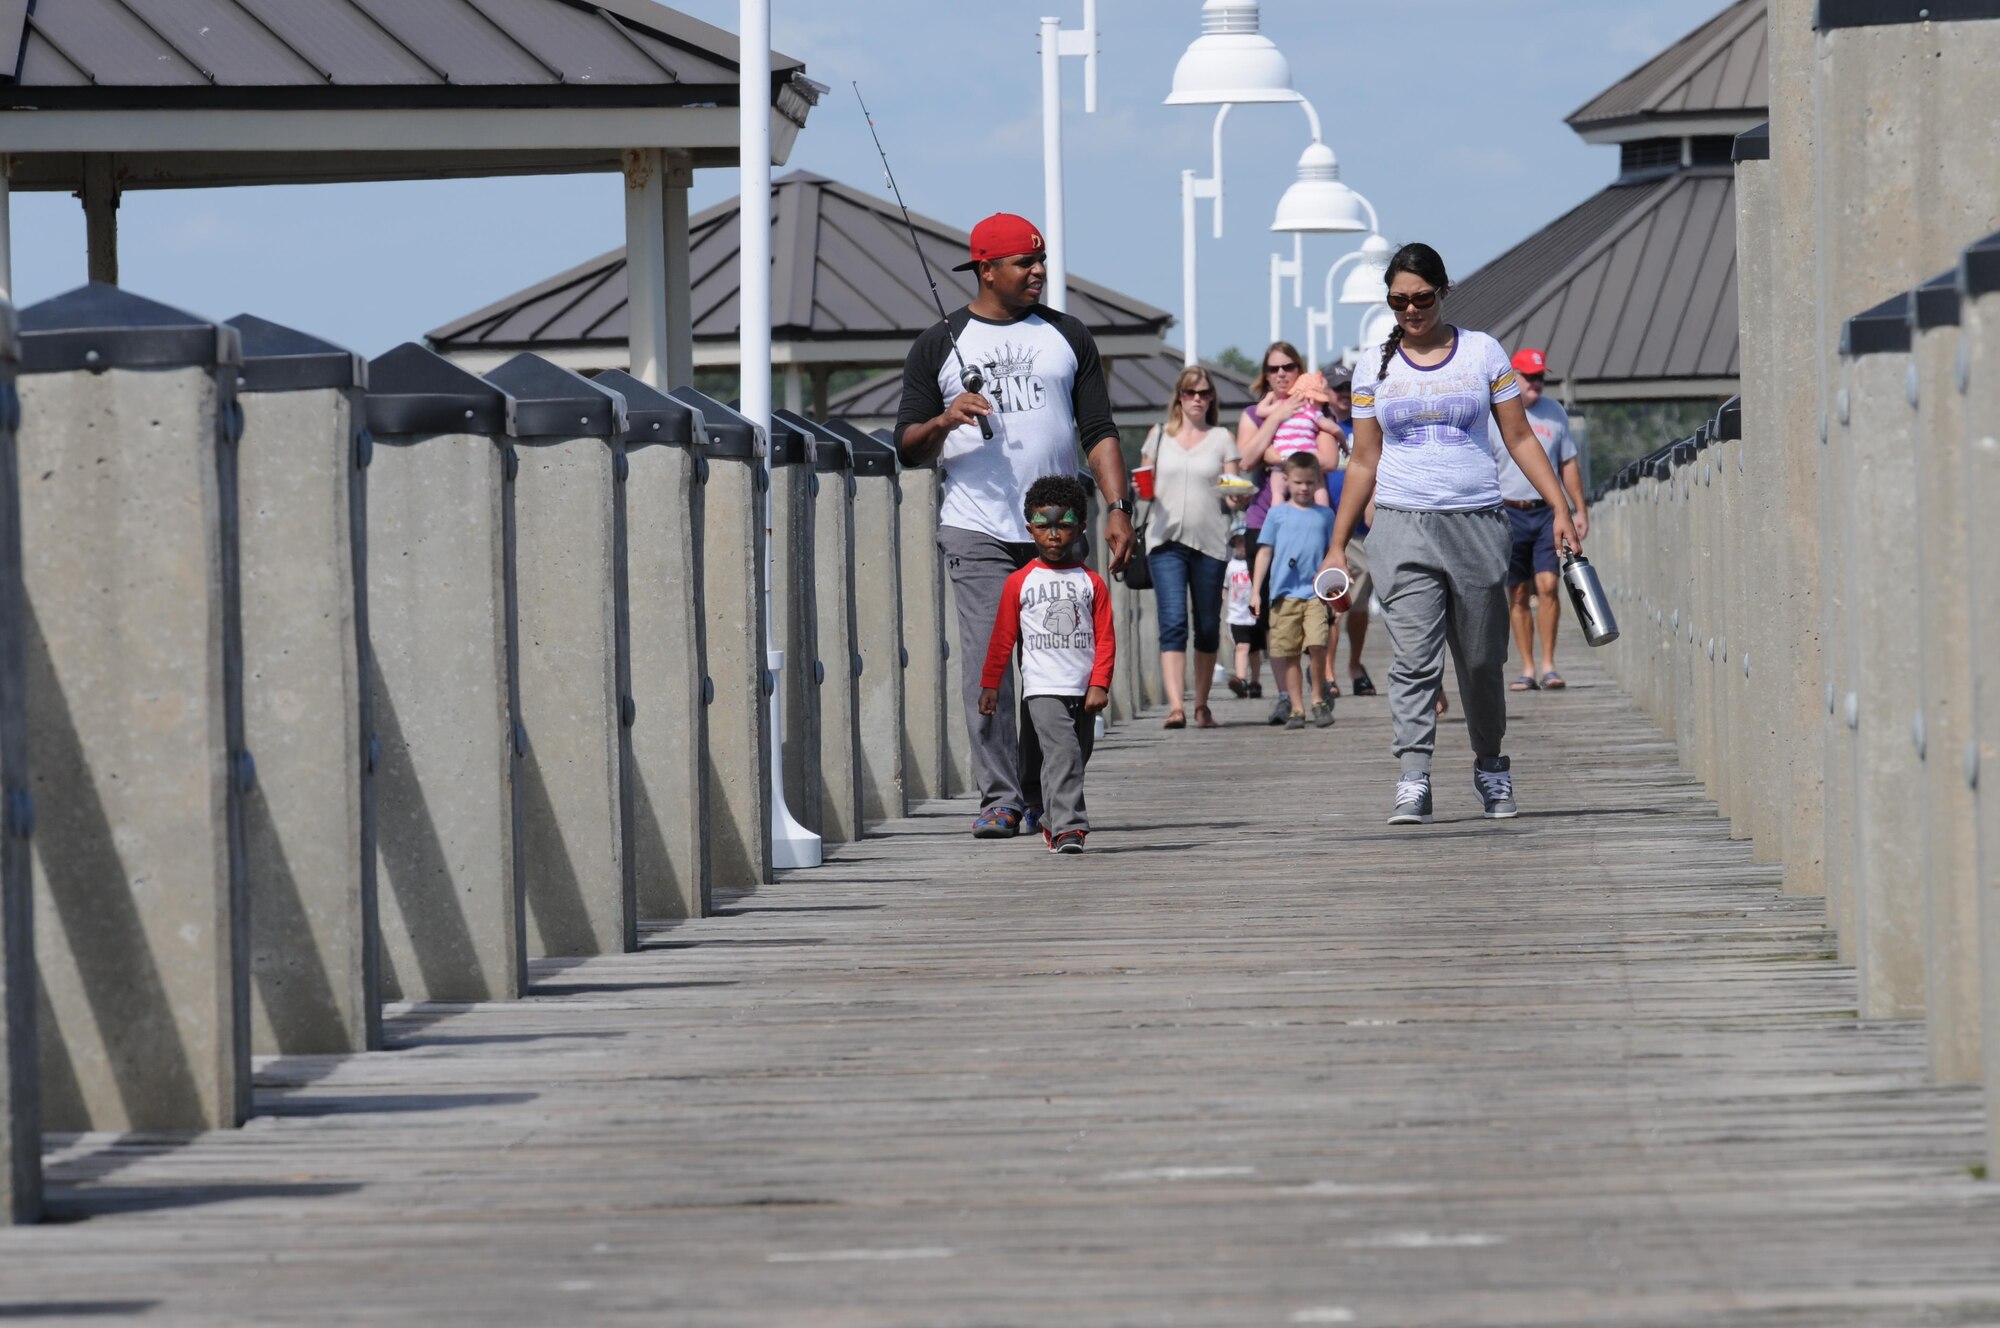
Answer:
[
  {"left": 366, "top": 343, "right": 513, "bottom": 438},
  {"left": 774, "top": 408, "right": 851, "bottom": 473},
  {"left": 1840, "top": 290, "right": 1913, "bottom": 358},
  {"left": 1907, "top": 270, "right": 1962, "bottom": 330},
  {"left": 20, "top": 282, "right": 239, "bottom": 375},
  {"left": 485, "top": 353, "right": 626, "bottom": 441},
  {"left": 226, "top": 313, "right": 365, "bottom": 393},
  {"left": 1962, "top": 228, "right": 2000, "bottom": 300},
  {"left": 823, "top": 418, "right": 899, "bottom": 477},
  {"left": 591, "top": 370, "right": 702, "bottom": 449},
  {"left": 1715, "top": 396, "right": 1743, "bottom": 442},
  {"left": 668, "top": 387, "right": 761, "bottom": 460},
  {"left": 765, "top": 410, "right": 813, "bottom": 467},
  {"left": 1818, "top": 0, "right": 2000, "bottom": 29},
  {"left": 1733, "top": 122, "right": 1770, "bottom": 163}
]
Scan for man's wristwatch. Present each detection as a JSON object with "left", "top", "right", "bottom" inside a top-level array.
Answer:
[{"left": 1106, "top": 497, "right": 1135, "bottom": 517}]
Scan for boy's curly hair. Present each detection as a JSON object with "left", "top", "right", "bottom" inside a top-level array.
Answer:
[{"left": 1023, "top": 473, "right": 1093, "bottom": 524}]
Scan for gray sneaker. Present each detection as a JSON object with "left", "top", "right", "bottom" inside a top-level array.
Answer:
[
  {"left": 1285, "top": 711, "right": 1307, "bottom": 730},
  {"left": 1312, "top": 699, "right": 1335, "bottom": 728},
  {"left": 1268, "top": 692, "right": 1292, "bottom": 726},
  {"left": 1474, "top": 755, "right": 1517, "bottom": 818},
  {"left": 1388, "top": 772, "right": 1433, "bottom": 824}
]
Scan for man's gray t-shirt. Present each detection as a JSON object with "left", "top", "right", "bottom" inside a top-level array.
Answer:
[
  {"left": 894, "top": 306, "right": 1115, "bottom": 544},
  {"left": 1487, "top": 395, "right": 1575, "bottom": 503}
]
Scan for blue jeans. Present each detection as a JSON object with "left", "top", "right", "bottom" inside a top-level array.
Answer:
[{"left": 1148, "top": 542, "right": 1226, "bottom": 654}]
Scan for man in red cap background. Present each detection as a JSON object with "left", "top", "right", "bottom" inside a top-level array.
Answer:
[
  {"left": 895, "top": 212, "right": 1132, "bottom": 840},
  {"left": 1486, "top": 348, "right": 1588, "bottom": 691}
]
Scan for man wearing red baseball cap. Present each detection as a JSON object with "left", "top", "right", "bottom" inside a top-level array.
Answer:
[
  {"left": 895, "top": 211, "right": 1131, "bottom": 841},
  {"left": 1486, "top": 348, "right": 1588, "bottom": 691}
]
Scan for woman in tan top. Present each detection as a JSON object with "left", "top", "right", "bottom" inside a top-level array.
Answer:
[{"left": 1141, "top": 365, "right": 1241, "bottom": 728}]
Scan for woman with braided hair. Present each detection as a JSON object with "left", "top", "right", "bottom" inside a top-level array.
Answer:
[{"left": 1317, "top": 243, "right": 1580, "bottom": 825}]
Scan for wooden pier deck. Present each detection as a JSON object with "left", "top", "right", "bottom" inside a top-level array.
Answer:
[{"left": 5, "top": 660, "right": 1999, "bottom": 1325}]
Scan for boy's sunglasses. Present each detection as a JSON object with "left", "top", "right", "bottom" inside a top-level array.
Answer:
[{"left": 1386, "top": 288, "right": 1440, "bottom": 311}]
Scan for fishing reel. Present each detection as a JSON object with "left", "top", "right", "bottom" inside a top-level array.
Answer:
[{"left": 961, "top": 367, "right": 995, "bottom": 440}]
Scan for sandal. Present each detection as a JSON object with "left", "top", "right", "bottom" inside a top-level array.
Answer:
[
  {"left": 1226, "top": 675, "right": 1250, "bottom": 698},
  {"left": 1164, "top": 711, "right": 1187, "bottom": 729},
  {"left": 1509, "top": 675, "right": 1539, "bottom": 692},
  {"left": 1193, "top": 704, "right": 1219, "bottom": 729},
  {"left": 1539, "top": 670, "right": 1566, "bottom": 690},
  {"left": 1350, "top": 669, "right": 1377, "bottom": 697}
]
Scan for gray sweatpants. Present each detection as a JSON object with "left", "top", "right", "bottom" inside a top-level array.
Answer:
[
  {"left": 1367, "top": 505, "right": 1511, "bottom": 775},
  {"left": 1024, "top": 694, "right": 1095, "bottom": 833},
  {"left": 939, "top": 525, "right": 1037, "bottom": 811}
]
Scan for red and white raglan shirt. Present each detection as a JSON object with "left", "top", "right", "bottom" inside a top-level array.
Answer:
[{"left": 981, "top": 560, "right": 1116, "bottom": 698}]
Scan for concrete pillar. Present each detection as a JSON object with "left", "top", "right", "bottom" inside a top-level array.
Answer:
[
  {"left": 1957, "top": 230, "right": 2000, "bottom": 1173},
  {"left": 767, "top": 412, "right": 820, "bottom": 836},
  {"left": 780, "top": 412, "right": 861, "bottom": 844},
  {"left": 1771, "top": 0, "right": 1823, "bottom": 899},
  {"left": 366, "top": 344, "right": 525, "bottom": 1003},
  {"left": 0, "top": 303, "right": 35, "bottom": 1223},
  {"left": 79, "top": 159, "right": 116, "bottom": 287},
  {"left": 662, "top": 159, "right": 695, "bottom": 391},
  {"left": 225, "top": 314, "right": 377, "bottom": 1056},
  {"left": 833, "top": 423, "right": 906, "bottom": 826},
  {"left": 897, "top": 462, "right": 948, "bottom": 802},
  {"left": 1107, "top": 559, "right": 1142, "bottom": 725},
  {"left": 486, "top": 354, "right": 635, "bottom": 958},
  {"left": 1843, "top": 299, "right": 1927, "bottom": 1018},
  {"left": 593, "top": 370, "right": 709, "bottom": 919},
  {"left": 19, "top": 285, "right": 248, "bottom": 1131},
  {"left": 622, "top": 148, "right": 670, "bottom": 389},
  {"left": 670, "top": 389, "right": 770, "bottom": 887},
  {"left": 940, "top": 565, "right": 976, "bottom": 792},
  {"left": 1907, "top": 274, "right": 1981, "bottom": 1082}
]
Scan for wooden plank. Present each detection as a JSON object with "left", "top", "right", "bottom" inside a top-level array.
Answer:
[{"left": 2, "top": 658, "right": 1997, "bottom": 1324}]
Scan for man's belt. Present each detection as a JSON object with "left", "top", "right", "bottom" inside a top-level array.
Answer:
[{"left": 1504, "top": 499, "right": 1548, "bottom": 511}]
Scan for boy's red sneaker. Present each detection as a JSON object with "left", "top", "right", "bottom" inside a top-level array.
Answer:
[{"left": 1051, "top": 829, "right": 1087, "bottom": 855}]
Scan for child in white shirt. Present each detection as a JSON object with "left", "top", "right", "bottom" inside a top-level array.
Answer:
[{"left": 1224, "top": 529, "right": 1258, "bottom": 697}]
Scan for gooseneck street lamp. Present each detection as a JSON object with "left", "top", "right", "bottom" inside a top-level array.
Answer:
[
  {"left": 1039, "top": 2, "right": 1099, "bottom": 313},
  {"left": 1304, "top": 233, "right": 1392, "bottom": 370}
]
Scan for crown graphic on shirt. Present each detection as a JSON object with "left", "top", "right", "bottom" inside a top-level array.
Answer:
[{"left": 982, "top": 341, "right": 1038, "bottom": 382}]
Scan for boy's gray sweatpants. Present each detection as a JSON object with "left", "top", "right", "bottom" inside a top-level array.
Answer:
[
  {"left": 1367, "top": 505, "right": 1511, "bottom": 775},
  {"left": 1024, "top": 695, "right": 1095, "bottom": 833}
]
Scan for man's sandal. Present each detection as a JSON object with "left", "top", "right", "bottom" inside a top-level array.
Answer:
[
  {"left": 1540, "top": 671, "right": 1566, "bottom": 690},
  {"left": 1509, "top": 675, "right": 1539, "bottom": 692},
  {"left": 1164, "top": 711, "right": 1187, "bottom": 729}
]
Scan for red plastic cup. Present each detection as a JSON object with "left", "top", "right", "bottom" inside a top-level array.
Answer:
[
  {"left": 1314, "top": 566, "right": 1352, "bottom": 613},
  {"left": 1131, "top": 465, "right": 1155, "bottom": 501}
]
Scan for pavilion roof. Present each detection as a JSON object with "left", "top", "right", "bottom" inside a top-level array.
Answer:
[{"left": 1566, "top": 0, "right": 1766, "bottom": 141}]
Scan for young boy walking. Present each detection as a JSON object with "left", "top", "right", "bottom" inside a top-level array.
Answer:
[
  {"left": 979, "top": 475, "right": 1116, "bottom": 853},
  {"left": 1251, "top": 453, "right": 1338, "bottom": 730}
]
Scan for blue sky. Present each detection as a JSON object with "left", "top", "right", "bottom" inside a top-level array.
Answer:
[{"left": 6, "top": 0, "right": 1727, "bottom": 362}]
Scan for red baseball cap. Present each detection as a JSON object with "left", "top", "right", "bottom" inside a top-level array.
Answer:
[
  {"left": 952, "top": 213, "right": 1046, "bottom": 272},
  {"left": 1511, "top": 347, "right": 1549, "bottom": 375}
]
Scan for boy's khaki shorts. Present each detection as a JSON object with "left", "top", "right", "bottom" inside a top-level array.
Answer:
[{"left": 1269, "top": 596, "right": 1331, "bottom": 658}]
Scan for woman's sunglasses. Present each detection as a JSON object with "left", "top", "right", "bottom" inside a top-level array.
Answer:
[
  {"left": 1263, "top": 361, "right": 1300, "bottom": 375},
  {"left": 1386, "top": 288, "right": 1440, "bottom": 312},
  {"left": 1180, "top": 387, "right": 1216, "bottom": 399}
]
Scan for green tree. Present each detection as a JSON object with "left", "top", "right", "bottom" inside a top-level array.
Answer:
[{"left": 1213, "top": 346, "right": 1257, "bottom": 377}]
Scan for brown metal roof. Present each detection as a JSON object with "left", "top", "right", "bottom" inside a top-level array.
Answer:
[
  {"left": 0, "top": 0, "right": 810, "bottom": 110},
  {"left": 1447, "top": 168, "right": 1740, "bottom": 388},
  {"left": 824, "top": 349, "right": 1255, "bottom": 428},
  {"left": 428, "top": 171, "right": 1174, "bottom": 357},
  {"left": 1567, "top": 0, "right": 1766, "bottom": 135}
]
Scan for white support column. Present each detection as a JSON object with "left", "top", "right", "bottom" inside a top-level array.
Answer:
[
  {"left": 622, "top": 148, "right": 669, "bottom": 387},
  {"left": 741, "top": 0, "right": 819, "bottom": 871},
  {"left": 1181, "top": 169, "right": 1199, "bottom": 367},
  {"left": 1040, "top": 16, "right": 1068, "bottom": 313},
  {"left": 663, "top": 153, "right": 694, "bottom": 391}
]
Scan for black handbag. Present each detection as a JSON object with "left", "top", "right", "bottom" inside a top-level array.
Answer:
[{"left": 1117, "top": 425, "right": 1160, "bottom": 590}]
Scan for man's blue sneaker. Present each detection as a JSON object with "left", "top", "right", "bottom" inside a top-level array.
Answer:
[
  {"left": 972, "top": 805, "right": 1023, "bottom": 839},
  {"left": 1021, "top": 805, "right": 1045, "bottom": 836}
]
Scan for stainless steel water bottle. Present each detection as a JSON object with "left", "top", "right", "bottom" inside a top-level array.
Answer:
[{"left": 1560, "top": 550, "right": 1620, "bottom": 647}]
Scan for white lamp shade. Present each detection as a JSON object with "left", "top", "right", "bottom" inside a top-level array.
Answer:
[
  {"left": 1338, "top": 235, "right": 1395, "bottom": 305},
  {"left": 1271, "top": 142, "right": 1369, "bottom": 233},
  {"left": 1356, "top": 307, "right": 1397, "bottom": 353},
  {"left": 1165, "top": 0, "right": 1302, "bottom": 105}
]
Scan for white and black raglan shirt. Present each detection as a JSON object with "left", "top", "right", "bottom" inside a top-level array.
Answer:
[{"left": 895, "top": 306, "right": 1118, "bottom": 544}]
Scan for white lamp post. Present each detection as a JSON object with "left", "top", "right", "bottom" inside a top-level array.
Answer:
[
  {"left": 741, "top": 0, "right": 821, "bottom": 870},
  {"left": 1166, "top": 0, "right": 1303, "bottom": 365},
  {"left": 1039, "top": 3, "right": 1098, "bottom": 313},
  {"left": 1304, "top": 232, "right": 1392, "bottom": 370}
]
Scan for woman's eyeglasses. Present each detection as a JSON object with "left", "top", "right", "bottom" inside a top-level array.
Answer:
[
  {"left": 1386, "top": 288, "right": 1440, "bottom": 312},
  {"left": 1180, "top": 387, "right": 1216, "bottom": 399},
  {"left": 1263, "top": 361, "right": 1300, "bottom": 375}
]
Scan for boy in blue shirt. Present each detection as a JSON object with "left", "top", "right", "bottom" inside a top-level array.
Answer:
[{"left": 1251, "top": 453, "right": 1339, "bottom": 729}]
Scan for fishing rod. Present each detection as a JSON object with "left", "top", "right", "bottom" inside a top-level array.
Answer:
[{"left": 855, "top": 82, "right": 994, "bottom": 441}]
